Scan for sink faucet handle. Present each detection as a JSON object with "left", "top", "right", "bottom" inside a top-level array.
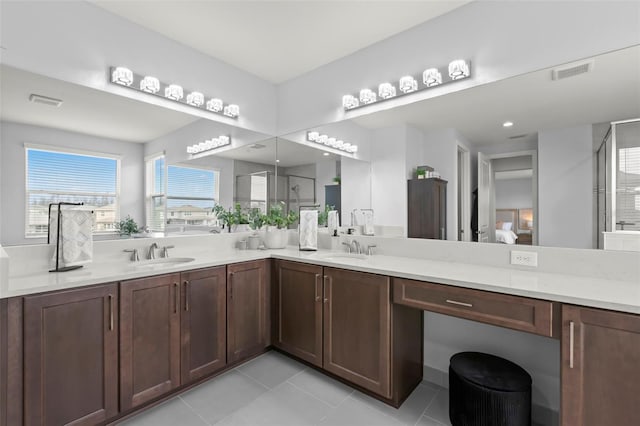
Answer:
[
  {"left": 341, "top": 241, "right": 352, "bottom": 253},
  {"left": 123, "top": 249, "right": 140, "bottom": 262},
  {"left": 366, "top": 244, "right": 377, "bottom": 256},
  {"left": 161, "top": 245, "right": 175, "bottom": 258}
]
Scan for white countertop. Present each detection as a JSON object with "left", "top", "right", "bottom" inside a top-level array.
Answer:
[{"left": 2, "top": 246, "right": 639, "bottom": 315}]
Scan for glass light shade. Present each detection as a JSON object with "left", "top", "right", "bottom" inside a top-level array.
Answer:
[
  {"left": 318, "top": 134, "right": 329, "bottom": 145},
  {"left": 336, "top": 140, "right": 345, "bottom": 149},
  {"left": 399, "top": 76, "right": 418, "bottom": 93},
  {"left": 342, "top": 94, "right": 359, "bottom": 109},
  {"left": 204, "top": 140, "right": 214, "bottom": 150},
  {"left": 349, "top": 145, "right": 359, "bottom": 153},
  {"left": 423, "top": 68, "right": 442, "bottom": 87},
  {"left": 224, "top": 104, "right": 240, "bottom": 117},
  {"left": 219, "top": 135, "right": 230, "bottom": 145},
  {"left": 140, "top": 76, "right": 160, "bottom": 93},
  {"left": 359, "top": 88, "right": 377, "bottom": 105},
  {"left": 448, "top": 60, "right": 470, "bottom": 80},
  {"left": 206, "top": 98, "right": 223, "bottom": 112},
  {"left": 187, "top": 145, "right": 196, "bottom": 154},
  {"left": 186, "top": 91, "right": 205, "bottom": 107},
  {"left": 327, "top": 137, "right": 337, "bottom": 147},
  {"left": 307, "top": 131, "right": 320, "bottom": 141},
  {"left": 378, "top": 83, "right": 396, "bottom": 99},
  {"left": 343, "top": 143, "right": 352, "bottom": 151},
  {"left": 112, "top": 67, "right": 133, "bottom": 86},
  {"left": 165, "top": 84, "right": 184, "bottom": 101}
]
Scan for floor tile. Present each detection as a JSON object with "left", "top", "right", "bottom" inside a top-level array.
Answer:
[
  {"left": 179, "top": 370, "right": 268, "bottom": 424},
  {"left": 423, "top": 390, "right": 451, "bottom": 426},
  {"left": 287, "top": 368, "right": 354, "bottom": 407},
  {"left": 319, "top": 397, "right": 404, "bottom": 426},
  {"left": 236, "top": 351, "right": 306, "bottom": 389},
  {"left": 119, "top": 397, "right": 208, "bottom": 426},
  {"left": 222, "top": 381, "right": 333, "bottom": 426},
  {"left": 350, "top": 383, "right": 439, "bottom": 425},
  {"left": 416, "top": 415, "right": 447, "bottom": 426}
]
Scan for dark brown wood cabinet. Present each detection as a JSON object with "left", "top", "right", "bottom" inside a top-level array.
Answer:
[
  {"left": 23, "top": 283, "right": 119, "bottom": 425},
  {"left": 120, "top": 273, "right": 181, "bottom": 411},
  {"left": 181, "top": 266, "right": 227, "bottom": 383},
  {"left": 273, "top": 260, "right": 323, "bottom": 367},
  {"left": 561, "top": 305, "right": 640, "bottom": 426},
  {"left": 408, "top": 178, "right": 447, "bottom": 239},
  {"left": 227, "top": 260, "right": 269, "bottom": 363}
]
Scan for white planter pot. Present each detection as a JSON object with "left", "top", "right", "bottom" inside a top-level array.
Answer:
[
  {"left": 264, "top": 227, "right": 287, "bottom": 249},
  {"left": 231, "top": 224, "right": 250, "bottom": 233},
  {"left": 247, "top": 234, "right": 261, "bottom": 250}
]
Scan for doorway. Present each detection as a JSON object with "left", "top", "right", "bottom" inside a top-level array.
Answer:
[{"left": 457, "top": 146, "right": 471, "bottom": 241}]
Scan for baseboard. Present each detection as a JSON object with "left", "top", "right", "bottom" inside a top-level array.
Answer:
[{"left": 423, "top": 365, "right": 559, "bottom": 426}]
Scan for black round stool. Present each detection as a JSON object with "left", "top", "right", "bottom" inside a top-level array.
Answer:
[{"left": 449, "top": 352, "right": 532, "bottom": 426}]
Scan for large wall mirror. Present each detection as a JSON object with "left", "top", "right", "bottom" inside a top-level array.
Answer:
[
  {"left": 0, "top": 65, "right": 273, "bottom": 245},
  {"left": 280, "top": 45, "right": 640, "bottom": 251}
]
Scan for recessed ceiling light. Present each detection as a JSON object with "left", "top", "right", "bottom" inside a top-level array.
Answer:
[
  {"left": 503, "top": 121, "right": 514, "bottom": 128},
  {"left": 29, "top": 94, "right": 63, "bottom": 107},
  {"left": 276, "top": 159, "right": 280, "bottom": 163},
  {"left": 323, "top": 152, "right": 330, "bottom": 156}
]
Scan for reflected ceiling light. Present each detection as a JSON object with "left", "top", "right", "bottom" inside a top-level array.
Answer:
[
  {"left": 165, "top": 84, "right": 184, "bottom": 101},
  {"left": 448, "top": 59, "right": 470, "bottom": 80},
  {"left": 318, "top": 134, "right": 328, "bottom": 144},
  {"left": 307, "top": 131, "right": 320, "bottom": 141},
  {"left": 186, "top": 91, "right": 205, "bottom": 107},
  {"left": 109, "top": 66, "right": 239, "bottom": 118},
  {"left": 223, "top": 104, "right": 239, "bottom": 118},
  {"left": 327, "top": 137, "right": 337, "bottom": 147},
  {"left": 187, "top": 135, "right": 231, "bottom": 155},
  {"left": 423, "top": 68, "right": 442, "bottom": 87},
  {"left": 341, "top": 59, "right": 470, "bottom": 110},
  {"left": 306, "top": 132, "right": 358, "bottom": 154},
  {"left": 399, "top": 76, "right": 418, "bottom": 94},
  {"left": 206, "top": 98, "right": 223, "bottom": 112},
  {"left": 140, "top": 76, "right": 160, "bottom": 93},
  {"left": 359, "top": 88, "right": 377, "bottom": 105},
  {"left": 111, "top": 67, "right": 133, "bottom": 86},
  {"left": 378, "top": 83, "right": 396, "bottom": 99},
  {"left": 323, "top": 152, "right": 330, "bottom": 156},
  {"left": 503, "top": 121, "right": 514, "bottom": 127}
]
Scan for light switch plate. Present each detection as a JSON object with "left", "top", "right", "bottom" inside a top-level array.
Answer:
[{"left": 511, "top": 251, "right": 538, "bottom": 267}]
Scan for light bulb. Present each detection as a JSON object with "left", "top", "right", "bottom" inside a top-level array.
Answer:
[
  {"left": 165, "top": 84, "right": 184, "bottom": 101},
  {"left": 423, "top": 68, "right": 442, "bottom": 87},
  {"left": 140, "top": 76, "right": 159, "bottom": 93},
  {"left": 111, "top": 67, "right": 133, "bottom": 86}
]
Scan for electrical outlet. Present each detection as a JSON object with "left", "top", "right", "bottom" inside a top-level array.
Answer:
[{"left": 510, "top": 250, "right": 538, "bottom": 267}]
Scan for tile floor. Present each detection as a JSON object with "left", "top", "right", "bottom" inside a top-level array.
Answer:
[{"left": 119, "top": 351, "right": 452, "bottom": 426}]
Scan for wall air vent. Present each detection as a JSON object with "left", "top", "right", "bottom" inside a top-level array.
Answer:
[
  {"left": 508, "top": 134, "right": 528, "bottom": 140},
  {"left": 29, "top": 94, "right": 63, "bottom": 107},
  {"left": 551, "top": 60, "right": 593, "bottom": 80}
]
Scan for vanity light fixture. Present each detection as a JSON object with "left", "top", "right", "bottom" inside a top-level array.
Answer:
[
  {"left": 108, "top": 66, "right": 239, "bottom": 118},
  {"left": 423, "top": 68, "right": 442, "bottom": 87},
  {"left": 306, "top": 132, "right": 358, "bottom": 154},
  {"left": 341, "top": 59, "right": 471, "bottom": 111},
  {"left": 378, "top": 83, "right": 396, "bottom": 99},
  {"left": 111, "top": 67, "right": 133, "bottom": 86},
  {"left": 503, "top": 121, "right": 514, "bottom": 128},
  {"left": 140, "top": 76, "right": 160, "bottom": 94},
  {"left": 186, "top": 135, "right": 231, "bottom": 155}
]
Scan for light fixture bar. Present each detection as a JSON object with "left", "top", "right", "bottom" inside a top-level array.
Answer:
[
  {"left": 109, "top": 67, "right": 239, "bottom": 119},
  {"left": 342, "top": 59, "right": 471, "bottom": 111},
  {"left": 187, "top": 135, "right": 231, "bottom": 155},
  {"left": 307, "top": 131, "right": 358, "bottom": 154}
]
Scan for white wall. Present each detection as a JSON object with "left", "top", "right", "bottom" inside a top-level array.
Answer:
[
  {"left": 538, "top": 125, "right": 593, "bottom": 249},
  {"left": 495, "top": 178, "right": 533, "bottom": 210},
  {"left": 340, "top": 157, "right": 371, "bottom": 226},
  {"left": 315, "top": 160, "right": 338, "bottom": 210},
  {"left": 0, "top": 121, "right": 144, "bottom": 246}
]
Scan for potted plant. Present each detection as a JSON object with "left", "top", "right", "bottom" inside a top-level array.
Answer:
[
  {"left": 115, "top": 215, "right": 140, "bottom": 237},
  {"left": 263, "top": 202, "right": 298, "bottom": 249},
  {"left": 212, "top": 203, "right": 250, "bottom": 232},
  {"left": 416, "top": 169, "right": 426, "bottom": 179},
  {"left": 230, "top": 203, "right": 250, "bottom": 232},
  {"left": 333, "top": 176, "right": 341, "bottom": 185},
  {"left": 317, "top": 204, "right": 335, "bottom": 227},
  {"left": 247, "top": 208, "right": 264, "bottom": 249}
]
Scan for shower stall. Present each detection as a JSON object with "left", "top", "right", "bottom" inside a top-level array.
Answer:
[
  {"left": 596, "top": 118, "right": 640, "bottom": 248},
  {"left": 235, "top": 171, "right": 316, "bottom": 215}
]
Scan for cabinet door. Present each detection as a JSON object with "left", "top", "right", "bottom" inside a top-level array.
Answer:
[
  {"left": 24, "top": 283, "right": 119, "bottom": 425},
  {"left": 273, "top": 260, "right": 323, "bottom": 367},
  {"left": 562, "top": 305, "right": 640, "bottom": 426},
  {"left": 323, "top": 267, "right": 391, "bottom": 398},
  {"left": 181, "top": 266, "right": 227, "bottom": 383},
  {"left": 120, "top": 273, "right": 181, "bottom": 411},
  {"left": 227, "top": 260, "right": 268, "bottom": 363}
]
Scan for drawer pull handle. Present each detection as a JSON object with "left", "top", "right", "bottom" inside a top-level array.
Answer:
[
  {"left": 174, "top": 282, "right": 179, "bottom": 313},
  {"left": 314, "top": 274, "right": 321, "bottom": 302},
  {"left": 184, "top": 280, "right": 190, "bottom": 311},
  {"left": 569, "top": 321, "right": 575, "bottom": 369},
  {"left": 108, "top": 294, "right": 114, "bottom": 331},
  {"left": 323, "top": 275, "right": 330, "bottom": 303},
  {"left": 445, "top": 299, "right": 473, "bottom": 308}
]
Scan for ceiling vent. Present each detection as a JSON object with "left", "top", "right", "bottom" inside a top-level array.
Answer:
[
  {"left": 551, "top": 60, "right": 593, "bottom": 80},
  {"left": 29, "top": 94, "right": 63, "bottom": 107},
  {"left": 250, "top": 143, "right": 267, "bottom": 149},
  {"left": 508, "top": 134, "right": 528, "bottom": 140}
]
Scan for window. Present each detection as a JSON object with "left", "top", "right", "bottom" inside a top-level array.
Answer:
[
  {"left": 146, "top": 155, "right": 219, "bottom": 231},
  {"left": 25, "top": 146, "right": 120, "bottom": 237}
]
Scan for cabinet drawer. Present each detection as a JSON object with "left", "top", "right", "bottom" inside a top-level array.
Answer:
[{"left": 393, "top": 278, "right": 558, "bottom": 337}]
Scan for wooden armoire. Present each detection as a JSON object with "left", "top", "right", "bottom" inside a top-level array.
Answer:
[{"left": 407, "top": 178, "right": 447, "bottom": 239}]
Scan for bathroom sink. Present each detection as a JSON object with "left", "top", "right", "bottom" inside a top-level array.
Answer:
[
  {"left": 314, "top": 253, "right": 369, "bottom": 262},
  {"left": 130, "top": 257, "right": 195, "bottom": 269}
]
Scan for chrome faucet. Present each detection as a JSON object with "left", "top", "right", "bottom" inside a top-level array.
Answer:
[
  {"left": 147, "top": 242, "right": 158, "bottom": 260},
  {"left": 342, "top": 241, "right": 352, "bottom": 253},
  {"left": 160, "top": 245, "right": 175, "bottom": 258},
  {"left": 350, "top": 240, "right": 361, "bottom": 254},
  {"left": 123, "top": 249, "right": 140, "bottom": 262}
]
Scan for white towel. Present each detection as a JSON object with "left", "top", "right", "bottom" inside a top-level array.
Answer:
[
  {"left": 363, "top": 210, "right": 375, "bottom": 236},
  {"left": 299, "top": 210, "right": 318, "bottom": 251},
  {"left": 327, "top": 210, "right": 339, "bottom": 236},
  {"left": 50, "top": 208, "right": 94, "bottom": 268}
]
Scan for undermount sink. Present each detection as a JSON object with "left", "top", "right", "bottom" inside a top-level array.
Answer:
[
  {"left": 130, "top": 257, "right": 195, "bottom": 269},
  {"left": 314, "top": 253, "right": 369, "bottom": 262}
]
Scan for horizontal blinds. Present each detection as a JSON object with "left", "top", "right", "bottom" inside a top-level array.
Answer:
[{"left": 616, "top": 121, "right": 640, "bottom": 231}]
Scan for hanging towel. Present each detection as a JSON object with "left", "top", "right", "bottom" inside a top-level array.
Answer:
[
  {"left": 299, "top": 210, "right": 318, "bottom": 251},
  {"left": 50, "top": 208, "right": 94, "bottom": 268},
  {"left": 363, "top": 210, "right": 375, "bottom": 236},
  {"left": 327, "top": 210, "right": 339, "bottom": 236}
]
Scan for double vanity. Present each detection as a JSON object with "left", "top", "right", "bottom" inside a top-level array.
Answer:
[{"left": 1, "top": 234, "right": 639, "bottom": 426}]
